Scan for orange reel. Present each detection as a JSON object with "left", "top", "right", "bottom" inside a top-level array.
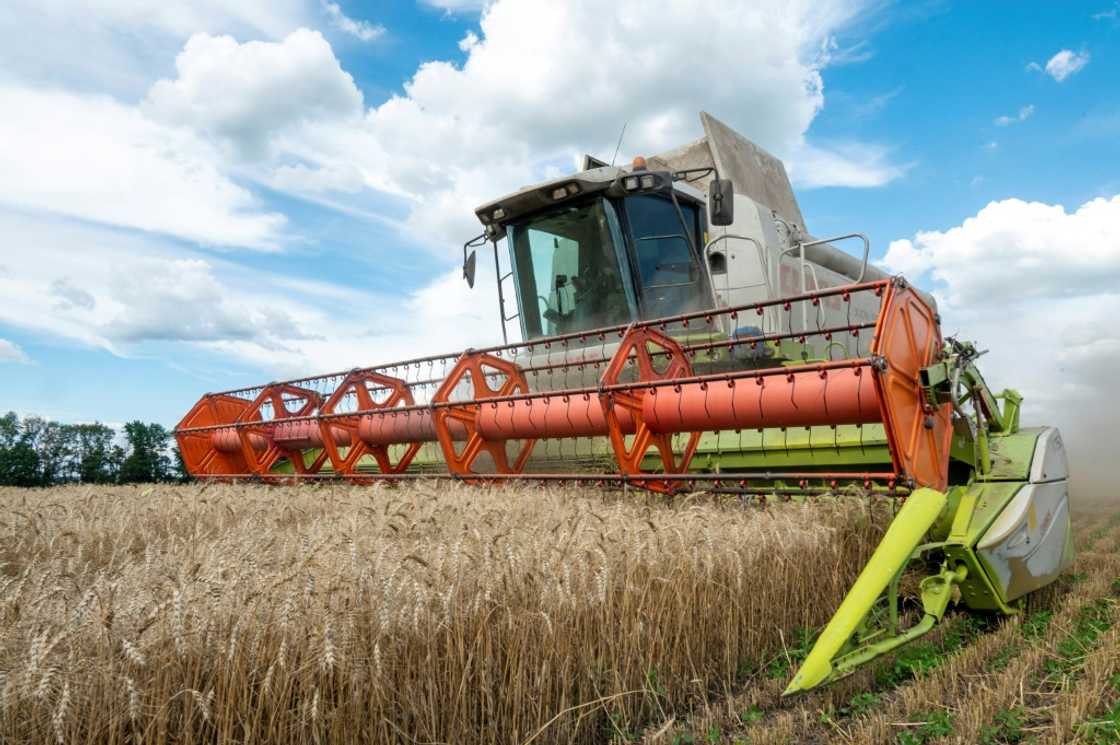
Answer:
[
  {"left": 430, "top": 352, "right": 536, "bottom": 483},
  {"left": 598, "top": 327, "right": 700, "bottom": 493}
]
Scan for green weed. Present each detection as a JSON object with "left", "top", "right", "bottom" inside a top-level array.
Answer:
[
  {"left": 1044, "top": 599, "right": 1113, "bottom": 678},
  {"left": 876, "top": 617, "right": 984, "bottom": 688},
  {"left": 985, "top": 643, "right": 1021, "bottom": 673},
  {"left": 978, "top": 706, "right": 1025, "bottom": 744},
  {"left": 896, "top": 709, "right": 953, "bottom": 745},
  {"left": 1021, "top": 609, "right": 1054, "bottom": 640},
  {"left": 839, "top": 691, "right": 880, "bottom": 719},
  {"left": 766, "top": 627, "right": 815, "bottom": 679}
]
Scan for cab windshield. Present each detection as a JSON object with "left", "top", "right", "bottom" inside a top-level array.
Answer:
[
  {"left": 624, "top": 194, "right": 709, "bottom": 319},
  {"left": 507, "top": 198, "right": 634, "bottom": 338}
]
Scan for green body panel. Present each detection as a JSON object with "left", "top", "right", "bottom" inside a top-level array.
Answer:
[
  {"left": 688, "top": 425, "right": 890, "bottom": 470},
  {"left": 940, "top": 481, "right": 1023, "bottom": 613},
  {"left": 945, "top": 543, "right": 1016, "bottom": 613},
  {"left": 959, "top": 482, "right": 1026, "bottom": 545},
  {"left": 980, "top": 427, "right": 1043, "bottom": 482}
]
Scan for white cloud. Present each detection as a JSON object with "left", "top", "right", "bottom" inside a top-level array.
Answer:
[
  {"left": 420, "top": 0, "right": 489, "bottom": 12},
  {"left": 1030, "top": 48, "right": 1091, "bottom": 82},
  {"left": 0, "top": 84, "right": 285, "bottom": 249},
  {"left": 0, "top": 0, "right": 310, "bottom": 96},
  {"left": 144, "top": 29, "right": 364, "bottom": 158},
  {"left": 320, "top": 1, "right": 385, "bottom": 42},
  {"left": 20, "top": 0, "right": 896, "bottom": 262},
  {"left": 175, "top": 0, "right": 899, "bottom": 253},
  {"left": 0, "top": 339, "right": 30, "bottom": 364},
  {"left": 458, "top": 30, "right": 480, "bottom": 52},
  {"left": 53, "top": 0, "right": 308, "bottom": 39},
  {"left": 0, "top": 211, "right": 314, "bottom": 352},
  {"left": 882, "top": 196, "right": 1120, "bottom": 306},
  {"left": 0, "top": 208, "right": 502, "bottom": 378},
  {"left": 882, "top": 195, "right": 1120, "bottom": 486},
  {"left": 1092, "top": 3, "right": 1119, "bottom": 22},
  {"left": 994, "top": 104, "right": 1035, "bottom": 127},
  {"left": 786, "top": 141, "right": 911, "bottom": 188}
]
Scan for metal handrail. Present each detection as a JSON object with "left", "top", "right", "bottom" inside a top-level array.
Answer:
[{"left": 703, "top": 233, "right": 773, "bottom": 332}]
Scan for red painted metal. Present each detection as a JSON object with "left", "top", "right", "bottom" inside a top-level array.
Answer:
[
  {"left": 235, "top": 384, "right": 326, "bottom": 477},
  {"left": 318, "top": 370, "right": 421, "bottom": 476},
  {"left": 429, "top": 352, "right": 536, "bottom": 482},
  {"left": 358, "top": 409, "right": 468, "bottom": 446},
  {"left": 476, "top": 393, "right": 635, "bottom": 440},
  {"left": 177, "top": 394, "right": 254, "bottom": 476},
  {"left": 597, "top": 327, "right": 700, "bottom": 494},
  {"left": 869, "top": 280, "right": 953, "bottom": 491},
  {"left": 643, "top": 364, "right": 879, "bottom": 433}
]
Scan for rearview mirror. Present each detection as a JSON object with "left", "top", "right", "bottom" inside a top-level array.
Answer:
[
  {"left": 463, "top": 249, "right": 477, "bottom": 288},
  {"left": 709, "top": 178, "right": 734, "bottom": 226}
]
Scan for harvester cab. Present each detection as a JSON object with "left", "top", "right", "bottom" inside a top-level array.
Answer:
[
  {"left": 465, "top": 111, "right": 885, "bottom": 356},
  {"left": 175, "top": 112, "right": 1074, "bottom": 696}
]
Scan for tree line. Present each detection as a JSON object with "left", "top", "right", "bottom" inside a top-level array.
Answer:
[{"left": 0, "top": 412, "right": 188, "bottom": 487}]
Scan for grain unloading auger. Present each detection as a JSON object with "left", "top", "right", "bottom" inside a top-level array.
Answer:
[{"left": 174, "top": 112, "right": 1073, "bottom": 693}]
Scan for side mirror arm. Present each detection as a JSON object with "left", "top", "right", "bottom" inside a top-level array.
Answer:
[{"left": 462, "top": 233, "right": 486, "bottom": 288}]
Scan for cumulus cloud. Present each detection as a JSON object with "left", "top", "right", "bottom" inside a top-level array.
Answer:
[
  {"left": 320, "top": 1, "right": 385, "bottom": 41},
  {"left": 882, "top": 194, "right": 1120, "bottom": 491},
  {"left": 882, "top": 196, "right": 1120, "bottom": 306},
  {"left": 0, "top": 211, "right": 315, "bottom": 353},
  {"left": 50, "top": 279, "right": 97, "bottom": 311},
  {"left": 994, "top": 104, "right": 1035, "bottom": 127},
  {"left": 0, "top": 208, "right": 503, "bottom": 378},
  {"left": 0, "top": 0, "right": 310, "bottom": 96},
  {"left": 144, "top": 29, "right": 364, "bottom": 158},
  {"left": 359, "top": 0, "right": 891, "bottom": 201},
  {"left": 1028, "top": 49, "right": 1090, "bottom": 82},
  {"left": 0, "top": 84, "right": 285, "bottom": 249},
  {"left": 133, "top": 0, "right": 901, "bottom": 254},
  {"left": 0, "top": 339, "right": 30, "bottom": 364}
]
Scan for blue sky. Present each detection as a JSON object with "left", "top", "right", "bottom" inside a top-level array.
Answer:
[{"left": 0, "top": 0, "right": 1117, "bottom": 454}]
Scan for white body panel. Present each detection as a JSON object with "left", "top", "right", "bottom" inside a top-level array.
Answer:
[
  {"left": 1029, "top": 427, "right": 1069, "bottom": 483},
  {"left": 978, "top": 427, "right": 1074, "bottom": 602},
  {"left": 704, "top": 194, "right": 881, "bottom": 356}
]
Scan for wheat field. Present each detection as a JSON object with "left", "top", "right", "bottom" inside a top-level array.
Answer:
[{"left": 0, "top": 482, "right": 892, "bottom": 745}]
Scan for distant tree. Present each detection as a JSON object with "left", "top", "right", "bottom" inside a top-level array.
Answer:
[
  {"left": 172, "top": 442, "right": 192, "bottom": 483},
  {"left": 74, "top": 423, "right": 119, "bottom": 484},
  {"left": 0, "top": 413, "right": 178, "bottom": 486},
  {"left": 0, "top": 412, "right": 18, "bottom": 449},
  {"left": 0, "top": 438, "right": 41, "bottom": 486},
  {"left": 119, "top": 421, "right": 172, "bottom": 483},
  {"left": 39, "top": 421, "right": 77, "bottom": 484},
  {"left": 0, "top": 413, "right": 44, "bottom": 486}
]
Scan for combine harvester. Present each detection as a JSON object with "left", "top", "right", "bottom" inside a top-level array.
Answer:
[{"left": 175, "top": 113, "right": 1073, "bottom": 693}]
